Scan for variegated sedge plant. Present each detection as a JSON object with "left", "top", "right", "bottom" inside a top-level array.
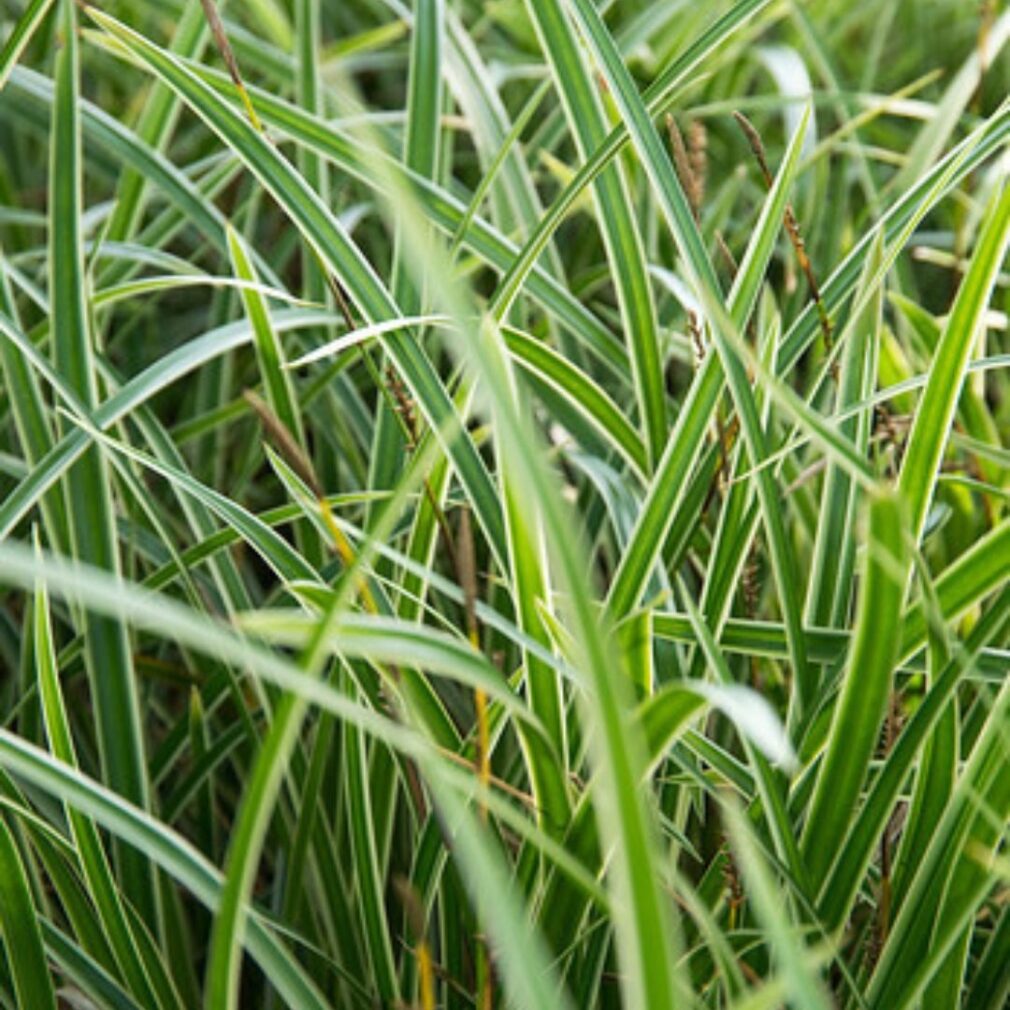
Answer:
[{"left": 0, "top": 1, "right": 1008, "bottom": 1008}]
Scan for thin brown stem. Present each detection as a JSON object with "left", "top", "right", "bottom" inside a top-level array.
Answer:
[
  {"left": 733, "top": 111, "right": 835, "bottom": 376},
  {"left": 666, "top": 114, "right": 702, "bottom": 224},
  {"left": 198, "top": 0, "right": 263, "bottom": 132}
]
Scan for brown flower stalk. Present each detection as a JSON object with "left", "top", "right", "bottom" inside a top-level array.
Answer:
[
  {"left": 733, "top": 111, "right": 835, "bottom": 374},
  {"left": 721, "top": 840, "right": 745, "bottom": 930},
  {"left": 198, "top": 0, "right": 264, "bottom": 132},
  {"left": 666, "top": 114, "right": 703, "bottom": 224},
  {"left": 393, "top": 877, "right": 436, "bottom": 1010},
  {"left": 243, "top": 389, "right": 379, "bottom": 613}
]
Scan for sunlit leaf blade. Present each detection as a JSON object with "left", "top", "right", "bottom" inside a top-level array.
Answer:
[{"left": 897, "top": 182, "right": 1010, "bottom": 546}]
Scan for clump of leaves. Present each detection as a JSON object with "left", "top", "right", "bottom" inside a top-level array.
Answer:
[{"left": 0, "top": 1, "right": 1008, "bottom": 1009}]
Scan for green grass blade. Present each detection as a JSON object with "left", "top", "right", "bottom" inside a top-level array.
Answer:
[
  {"left": 890, "top": 11, "right": 1010, "bottom": 196},
  {"left": 777, "top": 101, "right": 1010, "bottom": 376},
  {"left": 101, "top": 0, "right": 211, "bottom": 254},
  {"left": 421, "top": 761, "right": 575, "bottom": 1010},
  {"left": 343, "top": 718, "right": 399, "bottom": 1003},
  {"left": 0, "top": 254, "right": 69, "bottom": 550},
  {"left": 566, "top": 0, "right": 813, "bottom": 707},
  {"left": 2, "top": 5, "right": 1008, "bottom": 1008},
  {"left": 0, "top": 817, "right": 57, "bottom": 1010},
  {"left": 678, "top": 582, "right": 802, "bottom": 871},
  {"left": 171, "top": 59, "right": 625, "bottom": 371},
  {"left": 966, "top": 902, "right": 1010, "bottom": 1010},
  {"left": 203, "top": 693, "right": 306, "bottom": 1010},
  {"left": 42, "top": 920, "right": 147, "bottom": 1010},
  {"left": 0, "top": 728, "right": 331, "bottom": 1010},
  {"left": 897, "top": 182, "right": 1010, "bottom": 546},
  {"left": 86, "top": 7, "right": 508, "bottom": 569},
  {"left": 867, "top": 680, "right": 1010, "bottom": 1009},
  {"left": 818, "top": 583, "right": 1010, "bottom": 933},
  {"left": 7, "top": 66, "right": 247, "bottom": 273},
  {"left": 723, "top": 801, "right": 831, "bottom": 1010},
  {"left": 293, "top": 0, "right": 327, "bottom": 304},
  {"left": 799, "top": 492, "right": 906, "bottom": 884},
  {"left": 504, "top": 325, "right": 648, "bottom": 480},
  {"left": 487, "top": 0, "right": 776, "bottom": 320},
  {"left": 524, "top": 0, "right": 666, "bottom": 466},
  {"left": 0, "top": 308, "right": 331, "bottom": 538},
  {"left": 890, "top": 635, "right": 957, "bottom": 910},
  {"left": 33, "top": 540, "right": 170, "bottom": 1009},
  {"left": 606, "top": 354, "right": 721, "bottom": 618},
  {"left": 225, "top": 225, "right": 305, "bottom": 444},
  {"left": 49, "top": 0, "right": 155, "bottom": 925},
  {"left": 368, "top": 115, "right": 689, "bottom": 1004},
  {"left": 898, "top": 516, "right": 1010, "bottom": 664},
  {"left": 804, "top": 234, "right": 883, "bottom": 630},
  {"left": 500, "top": 412, "right": 571, "bottom": 834},
  {"left": 607, "top": 109, "right": 809, "bottom": 651},
  {"left": 0, "top": 0, "right": 53, "bottom": 90}
]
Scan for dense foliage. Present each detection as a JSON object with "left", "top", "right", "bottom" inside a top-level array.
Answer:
[{"left": 0, "top": 0, "right": 1008, "bottom": 1007}]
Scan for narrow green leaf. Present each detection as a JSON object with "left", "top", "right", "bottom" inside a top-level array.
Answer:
[
  {"left": 33, "top": 539, "right": 169, "bottom": 1009},
  {"left": 805, "top": 234, "right": 883, "bottom": 630},
  {"left": 524, "top": 0, "right": 666, "bottom": 466},
  {"left": 344, "top": 717, "right": 399, "bottom": 1003},
  {"left": 87, "top": 6, "right": 508, "bottom": 569},
  {"left": 225, "top": 224, "right": 304, "bottom": 444},
  {"left": 723, "top": 801, "right": 832, "bottom": 1010},
  {"left": 800, "top": 492, "right": 907, "bottom": 884},
  {"left": 0, "top": 817, "right": 57, "bottom": 1010},
  {"left": 0, "top": 728, "right": 331, "bottom": 1010},
  {"left": 567, "top": 0, "right": 812, "bottom": 707},
  {"left": 897, "top": 182, "right": 1010, "bottom": 546},
  {"left": 0, "top": 0, "right": 53, "bottom": 90},
  {"left": 867, "top": 680, "right": 1010, "bottom": 1009},
  {"left": 49, "top": 0, "right": 154, "bottom": 923}
]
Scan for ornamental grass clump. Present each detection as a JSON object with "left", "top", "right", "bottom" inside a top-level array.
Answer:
[{"left": 0, "top": 1, "right": 1007, "bottom": 1008}]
